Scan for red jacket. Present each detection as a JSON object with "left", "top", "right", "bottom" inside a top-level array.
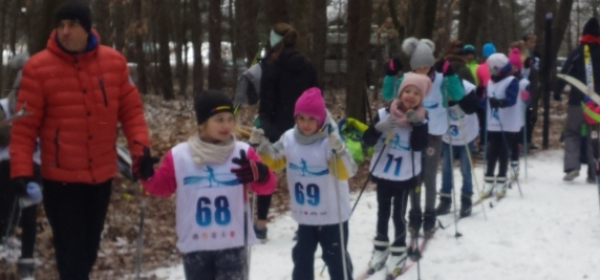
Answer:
[{"left": 10, "top": 30, "right": 149, "bottom": 183}]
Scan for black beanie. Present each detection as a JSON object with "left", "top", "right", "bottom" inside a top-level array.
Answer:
[
  {"left": 55, "top": 1, "right": 92, "bottom": 33},
  {"left": 583, "top": 18, "right": 600, "bottom": 37},
  {"left": 385, "top": 57, "right": 403, "bottom": 75},
  {"left": 194, "top": 90, "right": 234, "bottom": 124}
]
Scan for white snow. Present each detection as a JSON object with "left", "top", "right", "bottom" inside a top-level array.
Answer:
[{"left": 151, "top": 150, "right": 600, "bottom": 280}]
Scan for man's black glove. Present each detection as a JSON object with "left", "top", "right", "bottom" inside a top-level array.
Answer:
[
  {"left": 489, "top": 98, "right": 506, "bottom": 109},
  {"left": 11, "top": 176, "right": 33, "bottom": 197},
  {"left": 133, "top": 147, "right": 159, "bottom": 180},
  {"left": 231, "top": 150, "right": 269, "bottom": 184}
]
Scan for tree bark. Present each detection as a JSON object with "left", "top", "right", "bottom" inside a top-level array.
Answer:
[
  {"left": 458, "top": 0, "right": 470, "bottom": 41},
  {"left": 289, "top": 1, "right": 310, "bottom": 56},
  {"left": 30, "top": 0, "right": 67, "bottom": 55},
  {"left": 264, "top": 0, "right": 289, "bottom": 26},
  {"left": 0, "top": 0, "right": 7, "bottom": 93},
  {"left": 346, "top": 0, "right": 373, "bottom": 122},
  {"left": 92, "top": 0, "right": 110, "bottom": 44},
  {"left": 387, "top": 0, "right": 405, "bottom": 39},
  {"left": 208, "top": 0, "right": 223, "bottom": 89},
  {"left": 229, "top": 0, "right": 238, "bottom": 86},
  {"left": 112, "top": 0, "right": 127, "bottom": 53},
  {"left": 173, "top": 0, "right": 185, "bottom": 95},
  {"left": 414, "top": 0, "right": 438, "bottom": 39},
  {"left": 241, "top": 0, "right": 259, "bottom": 65},
  {"left": 132, "top": 0, "right": 148, "bottom": 94},
  {"left": 462, "top": 0, "right": 485, "bottom": 44},
  {"left": 191, "top": 0, "right": 204, "bottom": 95},
  {"left": 311, "top": 0, "right": 327, "bottom": 85},
  {"left": 156, "top": 0, "right": 174, "bottom": 99}
]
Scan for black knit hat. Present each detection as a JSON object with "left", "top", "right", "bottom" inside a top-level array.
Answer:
[
  {"left": 55, "top": 1, "right": 92, "bottom": 33},
  {"left": 583, "top": 18, "right": 600, "bottom": 37},
  {"left": 194, "top": 90, "right": 235, "bottom": 124},
  {"left": 385, "top": 57, "right": 403, "bottom": 75}
]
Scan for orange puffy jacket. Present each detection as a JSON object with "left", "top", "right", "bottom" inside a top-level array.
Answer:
[{"left": 10, "top": 30, "right": 149, "bottom": 184}]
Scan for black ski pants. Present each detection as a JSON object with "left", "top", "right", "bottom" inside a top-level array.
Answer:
[
  {"left": 0, "top": 160, "right": 40, "bottom": 259},
  {"left": 292, "top": 222, "right": 353, "bottom": 280},
  {"left": 183, "top": 247, "right": 247, "bottom": 280},
  {"left": 374, "top": 176, "right": 417, "bottom": 248},
  {"left": 42, "top": 179, "right": 112, "bottom": 280},
  {"left": 486, "top": 132, "right": 518, "bottom": 177}
]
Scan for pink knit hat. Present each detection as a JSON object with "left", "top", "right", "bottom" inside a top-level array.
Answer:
[
  {"left": 294, "top": 87, "right": 327, "bottom": 126},
  {"left": 397, "top": 72, "right": 432, "bottom": 99},
  {"left": 508, "top": 47, "right": 523, "bottom": 70}
]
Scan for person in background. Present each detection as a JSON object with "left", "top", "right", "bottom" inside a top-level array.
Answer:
[
  {"left": 475, "top": 43, "right": 497, "bottom": 154},
  {"left": 463, "top": 44, "right": 479, "bottom": 86}
]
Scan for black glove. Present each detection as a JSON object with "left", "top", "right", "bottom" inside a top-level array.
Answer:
[
  {"left": 231, "top": 150, "right": 269, "bottom": 184},
  {"left": 524, "top": 57, "right": 534, "bottom": 69},
  {"left": 475, "top": 86, "right": 485, "bottom": 99},
  {"left": 489, "top": 98, "right": 506, "bottom": 109},
  {"left": 134, "top": 147, "right": 159, "bottom": 180},
  {"left": 11, "top": 176, "right": 33, "bottom": 197},
  {"left": 443, "top": 63, "right": 455, "bottom": 77}
]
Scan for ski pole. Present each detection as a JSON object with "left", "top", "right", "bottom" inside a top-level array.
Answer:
[
  {"left": 496, "top": 116, "right": 524, "bottom": 197},
  {"left": 350, "top": 130, "right": 394, "bottom": 214},
  {"left": 331, "top": 147, "right": 349, "bottom": 280},
  {"left": 2, "top": 198, "right": 19, "bottom": 248},
  {"left": 410, "top": 151, "right": 422, "bottom": 280},
  {"left": 445, "top": 90, "right": 462, "bottom": 239},
  {"left": 135, "top": 190, "right": 146, "bottom": 280}
]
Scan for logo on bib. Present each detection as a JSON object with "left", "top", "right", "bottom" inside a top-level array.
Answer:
[
  {"left": 289, "top": 159, "right": 329, "bottom": 177},
  {"left": 183, "top": 166, "right": 239, "bottom": 187},
  {"left": 384, "top": 134, "right": 410, "bottom": 151}
]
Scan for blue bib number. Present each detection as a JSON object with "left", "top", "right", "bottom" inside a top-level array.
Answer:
[
  {"left": 383, "top": 154, "right": 403, "bottom": 176},
  {"left": 196, "top": 196, "right": 232, "bottom": 227},
  {"left": 294, "top": 182, "right": 320, "bottom": 206}
]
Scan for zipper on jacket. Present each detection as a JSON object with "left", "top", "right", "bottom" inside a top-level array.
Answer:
[
  {"left": 98, "top": 77, "right": 108, "bottom": 107},
  {"left": 54, "top": 128, "right": 60, "bottom": 168}
]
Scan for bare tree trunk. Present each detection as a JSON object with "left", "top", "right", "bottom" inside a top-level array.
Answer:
[
  {"left": 30, "top": 0, "right": 67, "bottom": 55},
  {"left": 458, "top": 0, "right": 470, "bottom": 41},
  {"left": 462, "top": 0, "right": 485, "bottom": 44},
  {"left": 242, "top": 0, "right": 259, "bottom": 65},
  {"left": 290, "top": 1, "right": 310, "bottom": 56},
  {"left": 191, "top": 0, "right": 204, "bottom": 94},
  {"left": 229, "top": 0, "right": 238, "bottom": 86},
  {"left": 475, "top": 0, "right": 490, "bottom": 52},
  {"left": 156, "top": 0, "right": 174, "bottom": 99},
  {"left": 311, "top": 0, "right": 327, "bottom": 85},
  {"left": 208, "top": 0, "right": 223, "bottom": 89},
  {"left": 414, "top": 0, "right": 438, "bottom": 39},
  {"left": 264, "top": 0, "right": 289, "bottom": 26},
  {"left": 346, "top": 0, "right": 373, "bottom": 121},
  {"left": 388, "top": 0, "right": 405, "bottom": 39},
  {"left": 0, "top": 0, "right": 7, "bottom": 93},
  {"left": 173, "top": 0, "right": 185, "bottom": 95},
  {"left": 9, "top": 0, "right": 21, "bottom": 55},
  {"left": 181, "top": 0, "right": 189, "bottom": 95},
  {"left": 93, "top": 0, "right": 110, "bottom": 44},
  {"left": 112, "top": 1, "right": 127, "bottom": 53},
  {"left": 132, "top": 0, "right": 148, "bottom": 94}
]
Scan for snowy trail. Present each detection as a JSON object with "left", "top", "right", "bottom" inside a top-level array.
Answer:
[{"left": 154, "top": 150, "right": 600, "bottom": 280}]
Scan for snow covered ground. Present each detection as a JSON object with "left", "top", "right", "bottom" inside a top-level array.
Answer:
[{"left": 152, "top": 150, "right": 600, "bottom": 280}]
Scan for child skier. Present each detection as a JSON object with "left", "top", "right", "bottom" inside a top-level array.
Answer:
[
  {"left": 389, "top": 37, "right": 464, "bottom": 239},
  {"left": 436, "top": 80, "right": 479, "bottom": 217},
  {"left": 481, "top": 53, "right": 521, "bottom": 199},
  {"left": 136, "top": 90, "right": 276, "bottom": 280},
  {"left": 251, "top": 87, "right": 356, "bottom": 280},
  {"left": 363, "top": 73, "right": 430, "bottom": 276},
  {"left": 508, "top": 47, "right": 531, "bottom": 180}
]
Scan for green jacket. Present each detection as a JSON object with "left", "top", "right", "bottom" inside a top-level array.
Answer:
[
  {"left": 389, "top": 70, "right": 464, "bottom": 107},
  {"left": 466, "top": 60, "right": 479, "bottom": 86}
]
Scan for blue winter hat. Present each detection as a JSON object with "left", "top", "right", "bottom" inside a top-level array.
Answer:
[{"left": 482, "top": 43, "right": 496, "bottom": 58}]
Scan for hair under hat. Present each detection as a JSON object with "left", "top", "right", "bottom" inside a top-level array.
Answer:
[
  {"left": 294, "top": 87, "right": 326, "bottom": 127},
  {"left": 194, "top": 90, "right": 235, "bottom": 125},
  {"left": 55, "top": 1, "right": 92, "bottom": 33},
  {"left": 402, "top": 37, "right": 436, "bottom": 70},
  {"left": 397, "top": 73, "right": 432, "bottom": 99}
]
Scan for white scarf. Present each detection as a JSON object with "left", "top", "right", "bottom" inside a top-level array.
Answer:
[{"left": 187, "top": 133, "right": 236, "bottom": 166}]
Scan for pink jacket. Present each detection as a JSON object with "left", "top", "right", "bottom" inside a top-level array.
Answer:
[
  {"left": 476, "top": 62, "right": 491, "bottom": 88},
  {"left": 141, "top": 147, "right": 276, "bottom": 198}
]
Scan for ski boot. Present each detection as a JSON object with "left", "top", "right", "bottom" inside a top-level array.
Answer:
[
  {"left": 422, "top": 212, "right": 436, "bottom": 238},
  {"left": 495, "top": 177, "right": 508, "bottom": 199},
  {"left": 386, "top": 246, "right": 407, "bottom": 279},
  {"left": 17, "top": 258, "right": 35, "bottom": 280},
  {"left": 460, "top": 194, "right": 472, "bottom": 217},
  {"left": 368, "top": 236, "right": 390, "bottom": 273},
  {"left": 407, "top": 209, "right": 422, "bottom": 236},
  {"left": 480, "top": 176, "right": 495, "bottom": 199},
  {"left": 435, "top": 195, "right": 452, "bottom": 216},
  {"left": 253, "top": 223, "right": 267, "bottom": 241},
  {"left": 563, "top": 169, "right": 580, "bottom": 181}
]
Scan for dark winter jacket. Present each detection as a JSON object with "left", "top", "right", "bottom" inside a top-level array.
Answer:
[
  {"left": 259, "top": 48, "right": 318, "bottom": 142},
  {"left": 445, "top": 55, "right": 476, "bottom": 85},
  {"left": 362, "top": 107, "right": 429, "bottom": 151},
  {"left": 555, "top": 43, "right": 600, "bottom": 106}
]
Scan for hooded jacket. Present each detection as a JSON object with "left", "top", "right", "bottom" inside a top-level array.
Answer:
[
  {"left": 10, "top": 29, "right": 149, "bottom": 183},
  {"left": 259, "top": 47, "right": 318, "bottom": 142},
  {"left": 555, "top": 43, "right": 600, "bottom": 106}
]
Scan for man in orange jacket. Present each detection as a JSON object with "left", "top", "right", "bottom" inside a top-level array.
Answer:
[{"left": 9, "top": 2, "right": 149, "bottom": 279}]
